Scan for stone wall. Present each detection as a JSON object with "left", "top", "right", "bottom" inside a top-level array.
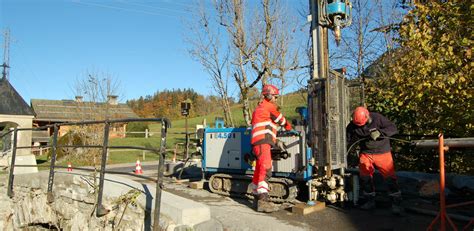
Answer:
[{"left": 0, "top": 171, "right": 173, "bottom": 230}]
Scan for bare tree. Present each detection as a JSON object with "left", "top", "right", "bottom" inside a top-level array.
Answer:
[
  {"left": 372, "top": 0, "right": 405, "bottom": 57},
  {"left": 334, "top": 0, "right": 381, "bottom": 78},
  {"left": 268, "top": 2, "right": 301, "bottom": 106},
  {"left": 214, "top": 0, "right": 252, "bottom": 125},
  {"left": 330, "top": 0, "right": 405, "bottom": 79},
  {"left": 70, "top": 70, "right": 122, "bottom": 165},
  {"left": 73, "top": 70, "right": 122, "bottom": 119},
  {"left": 214, "top": 0, "right": 302, "bottom": 125},
  {"left": 187, "top": 0, "right": 304, "bottom": 125},
  {"left": 187, "top": 2, "right": 235, "bottom": 126}
]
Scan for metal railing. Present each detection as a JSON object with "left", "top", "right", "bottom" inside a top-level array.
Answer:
[
  {"left": 414, "top": 134, "right": 474, "bottom": 231},
  {"left": 2, "top": 118, "right": 170, "bottom": 231}
]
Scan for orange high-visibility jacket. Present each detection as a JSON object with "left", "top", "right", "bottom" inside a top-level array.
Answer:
[{"left": 251, "top": 100, "right": 292, "bottom": 145}]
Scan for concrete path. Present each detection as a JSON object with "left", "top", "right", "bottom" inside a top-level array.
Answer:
[{"left": 162, "top": 179, "right": 309, "bottom": 231}]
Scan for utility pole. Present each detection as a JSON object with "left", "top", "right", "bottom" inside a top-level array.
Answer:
[
  {"left": 181, "top": 100, "right": 192, "bottom": 159},
  {"left": 2, "top": 29, "right": 10, "bottom": 80}
]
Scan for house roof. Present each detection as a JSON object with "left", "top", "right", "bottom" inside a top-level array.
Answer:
[
  {"left": 31, "top": 98, "right": 139, "bottom": 122},
  {"left": 0, "top": 77, "right": 34, "bottom": 116}
]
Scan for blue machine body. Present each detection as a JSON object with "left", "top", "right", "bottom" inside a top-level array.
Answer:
[
  {"left": 202, "top": 125, "right": 313, "bottom": 182},
  {"left": 202, "top": 127, "right": 252, "bottom": 175}
]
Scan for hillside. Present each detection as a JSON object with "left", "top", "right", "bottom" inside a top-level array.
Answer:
[{"left": 157, "top": 92, "right": 306, "bottom": 132}]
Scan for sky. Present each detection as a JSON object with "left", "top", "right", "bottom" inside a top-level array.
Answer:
[
  {"left": 0, "top": 0, "right": 246, "bottom": 103},
  {"left": 1, "top": 0, "right": 394, "bottom": 104}
]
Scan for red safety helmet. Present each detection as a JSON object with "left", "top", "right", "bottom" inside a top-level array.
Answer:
[
  {"left": 352, "top": 106, "right": 369, "bottom": 126},
  {"left": 262, "top": 84, "right": 280, "bottom": 96}
]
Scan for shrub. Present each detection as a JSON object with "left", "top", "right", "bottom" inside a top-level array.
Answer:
[
  {"left": 47, "top": 128, "right": 102, "bottom": 164},
  {"left": 126, "top": 122, "right": 149, "bottom": 138}
]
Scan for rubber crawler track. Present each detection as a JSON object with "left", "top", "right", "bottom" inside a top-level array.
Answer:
[{"left": 208, "top": 173, "right": 298, "bottom": 203}]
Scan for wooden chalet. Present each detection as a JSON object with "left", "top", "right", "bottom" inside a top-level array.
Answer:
[{"left": 31, "top": 96, "right": 139, "bottom": 139}]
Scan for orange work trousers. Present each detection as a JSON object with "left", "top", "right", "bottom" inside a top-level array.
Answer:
[
  {"left": 252, "top": 144, "right": 272, "bottom": 194},
  {"left": 359, "top": 152, "right": 399, "bottom": 194}
]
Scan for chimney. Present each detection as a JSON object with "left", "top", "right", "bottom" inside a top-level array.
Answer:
[
  {"left": 75, "top": 96, "right": 83, "bottom": 103},
  {"left": 107, "top": 95, "right": 118, "bottom": 105}
]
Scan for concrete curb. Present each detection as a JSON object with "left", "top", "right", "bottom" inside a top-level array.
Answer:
[{"left": 98, "top": 172, "right": 211, "bottom": 227}]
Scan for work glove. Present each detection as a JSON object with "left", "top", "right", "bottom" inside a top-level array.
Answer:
[
  {"left": 244, "top": 153, "right": 256, "bottom": 167},
  {"left": 369, "top": 128, "right": 381, "bottom": 141},
  {"left": 275, "top": 139, "right": 287, "bottom": 151}
]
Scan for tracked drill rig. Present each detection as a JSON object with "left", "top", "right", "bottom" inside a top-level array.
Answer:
[
  {"left": 306, "top": 0, "right": 353, "bottom": 203},
  {"left": 200, "top": 0, "right": 355, "bottom": 205}
]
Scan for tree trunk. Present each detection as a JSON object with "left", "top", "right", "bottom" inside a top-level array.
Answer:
[
  {"left": 242, "top": 97, "right": 251, "bottom": 126},
  {"left": 222, "top": 96, "right": 234, "bottom": 127},
  {"left": 236, "top": 75, "right": 251, "bottom": 126}
]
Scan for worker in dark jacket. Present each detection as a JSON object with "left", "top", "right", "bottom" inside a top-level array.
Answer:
[{"left": 346, "top": 106, "right": 402, "bottom": 214}]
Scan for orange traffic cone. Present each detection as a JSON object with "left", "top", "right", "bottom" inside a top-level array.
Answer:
[
  {"left": 67, "top": 162, "right": 72, "bottom": 172},
  {"left": 135, "top": 160, "right": 143, "bottom": 175}
]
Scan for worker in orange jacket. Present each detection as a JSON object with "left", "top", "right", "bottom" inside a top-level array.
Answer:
[{"left": 250, "top": 84, "right": 293, "bottom": 213}]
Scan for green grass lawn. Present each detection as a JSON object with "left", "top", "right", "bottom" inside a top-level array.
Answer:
[{"left": 34, "top": 135, "right": 188, "bottom": 168}]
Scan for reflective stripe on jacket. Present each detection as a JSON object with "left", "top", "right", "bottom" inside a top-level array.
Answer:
[{"left": 251, "top": 100, "right": 291, "bottom": 145}]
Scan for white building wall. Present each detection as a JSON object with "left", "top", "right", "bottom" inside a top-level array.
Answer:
[{"left": 0, "top": 114, "right": 37, "bottom": 174}]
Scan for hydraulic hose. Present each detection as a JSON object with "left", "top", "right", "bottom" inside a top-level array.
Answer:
[
  {"left": 345, "top": 136, "right": 413, "bottom": 156},
  {"left": 177, "top": 151, "right": 204, "bottom": 180}
]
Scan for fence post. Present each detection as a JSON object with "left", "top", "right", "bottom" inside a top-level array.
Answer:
[
  {"left": 145, "top": 129, "right": 149, "bottom": 138},
  {"left": 7, "top": 128, "right": 18, "bottom": 198},
  {"left": 47, "top": 125, "right": 59, "bottom": 203},
  {"left": 153, "top": 120, "right": 168, "bottom": 231},
  {"left": 427, "top": 133, "right": 458, "bottom": 231},
  {"left": 96, "top": 121, "right": 110, "bottom": 217},
  {"left": 185, "top": 116, "right": 189, "bottom": 159},
  {"left": 9, "top": 128, "right": 14, "bottom": 152}
]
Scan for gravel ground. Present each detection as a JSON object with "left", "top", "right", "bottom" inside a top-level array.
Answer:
[
  {"left": 160, "top": 177, "right": 456, "bottom": 231},
  {"left": 118, "top": 162, "right": 473, "bottom": 231}
]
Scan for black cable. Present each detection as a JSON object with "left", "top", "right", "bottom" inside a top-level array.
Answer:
[
  {"left": 177, "top": 151, "right": 203, "bottom": 180},
  {"left": 177, "top": 157, "right": 190, "bottom": 180},
  {"left": 345, "top": 137, "right": 368, "bottom": 156},
  {"left": 385, "top": 137, "right": 413, "bottom": 144},
  {"left": 345, "top": 136, "right": 413, "bottom": 156}
]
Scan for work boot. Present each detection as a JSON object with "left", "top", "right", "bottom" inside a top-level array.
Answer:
[
  {"left": 252, "top": 194, "right": 258, "bottom": 210},
  {"left": 250, "top": 184, "right": 258, "bottom": 210},
  {"left": 390, "top": 191, "right": 403, "bottom": 215},
  {"left": 360, "top": 197, "right": 376, "bottom": 210},
  {"left": 360, "top": 192, "right": 376, "bottom": 210},
  {"left": 256, "top": 193, "right": 279, "bottom": 213}
]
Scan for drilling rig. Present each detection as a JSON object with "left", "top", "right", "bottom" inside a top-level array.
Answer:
[{"left": 199, "top": 0, "right": 355, "bottom": 205}]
